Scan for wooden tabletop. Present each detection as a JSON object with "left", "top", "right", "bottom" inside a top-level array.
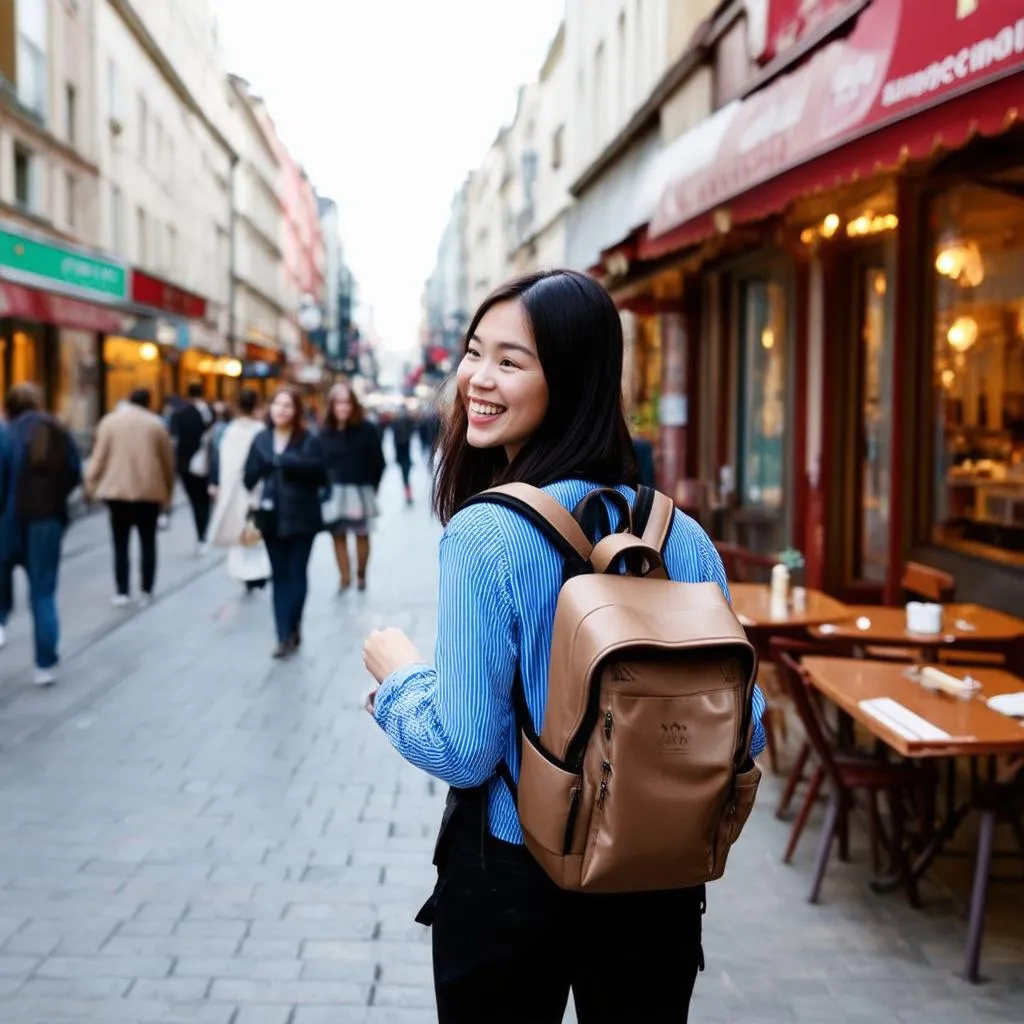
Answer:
[
  {"left": 802, "top": 656, "right": 1024, "bottom": 758},
  {"left": 809, "top": 603, "right": 1024, "bottom": 646},
  {"left": 730, "top": 583, "right": 849, "bottom": 629}
]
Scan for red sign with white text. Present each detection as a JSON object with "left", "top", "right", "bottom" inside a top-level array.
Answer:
[
  {"left": 759, "top": 0, "right": 863, "bottom": 62},
  {"left": 652, "top": 0, "right": 1024, "bottom": 238},
  {"left": 130, "top": 270, "right": 207, "bottom": 320}
]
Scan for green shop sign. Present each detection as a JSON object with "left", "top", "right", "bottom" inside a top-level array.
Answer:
[{"left": 0, "top": 227, "right": 127, "bottom": 302}]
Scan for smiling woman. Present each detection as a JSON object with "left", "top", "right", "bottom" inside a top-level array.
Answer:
[
  {"left": 362, "top": 269, "right": 767, "bottom": 1024},
  {"left": 433, "top": 270, "right": 638, "bottom": 524}
]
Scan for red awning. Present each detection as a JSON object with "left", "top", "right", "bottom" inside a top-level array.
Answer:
[
  {"left": 642, "top": 0, "right": 1024, "bottom": 259},
  {"left": 0, "top": 280, "right": 124, "bottom": 333}
]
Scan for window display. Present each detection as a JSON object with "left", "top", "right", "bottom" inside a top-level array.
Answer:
[{"left": 932, "top": 181, "right": 1024, "bottom": 559}]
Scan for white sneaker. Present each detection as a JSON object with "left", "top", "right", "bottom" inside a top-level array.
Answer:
[
  {"left": 0, "top": 624, "right": 6, "bottom": 648},
  {"left": 137, "top": 593, "right": 153, "bottom": 609},
  {"left": 197, "top": 542, "right": 210, "bottom": 557},
  {"left": 33, "top": 667, "right": 56, "bottom": 686},
  {"left": 111, "top": 594, "right": 130, "bottom": 608}
]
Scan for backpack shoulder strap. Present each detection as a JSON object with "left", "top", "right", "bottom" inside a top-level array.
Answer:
[
  {"left": 633, "top": 485, "right": 675, "bottom": 552},
  {"left": 461, "top": 482, "right": 592, "bottom": 563}
]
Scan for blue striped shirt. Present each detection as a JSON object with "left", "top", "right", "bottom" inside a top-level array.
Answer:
[{"left": 373, "top": 479, "right": 767, "bottom": 844}]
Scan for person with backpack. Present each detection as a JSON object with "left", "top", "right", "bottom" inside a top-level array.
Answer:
[
  {"left": 362, "top": 270, "right": 767, "bottom": 1024},
  {"left": 0, "top": 384, "right": 82, "bottom": 685}
]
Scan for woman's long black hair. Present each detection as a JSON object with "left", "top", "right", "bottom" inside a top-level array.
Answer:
[{"left": 432, "top": 269, "right": 638, "bottom": 524}]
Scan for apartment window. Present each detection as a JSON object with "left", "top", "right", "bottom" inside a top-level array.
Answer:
[
  {"left": 551, "top": 124, "right": 564, "bottom": 170},
  {"left": 65, "top": 84, "right": 77, "bottom": 145},
  {"left": 136, "top": 206, "right": 147, "bottom": 264},
  {"left": 714, "top": 16, "right": 752, "bottom": 108},
  {"left": 167, "top": 224, "right": 177, "bottom": 269},
  {"left": 617, "top": 10, "right": 628, "bottom": 121},
  {"left": 14, "top": 145, "right": 37, "bottom": 211},
  {"left": 138, "top": 94, "right": 148, "bottom": 160},
  {"left": 154, "top": 119, "right": 163, "bottom": 166},
  {"left": 111, "top": 185, "right": 124, "bottom": 251},
  {"left": 107, "top": 58, "right": 121, "bottom": 122},
  {"left": 166, "top": 137, "right": 175, "bottom": 187},
  {"left": 16, "top": 0, "right": 48, "bottom": 121},
  {"left": 65, "top": 172, "right": 75, "bottom": 228}
]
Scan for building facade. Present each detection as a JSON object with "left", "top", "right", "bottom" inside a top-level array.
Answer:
[
  {"left": 225, "top": 72, "right": 285, "bottom": 399},
  {"left": 590, "top": 0, "right": 1024, "bottom": 616}
]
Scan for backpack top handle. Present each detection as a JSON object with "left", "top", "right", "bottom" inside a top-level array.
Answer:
[
  {"left": 572, "top": 487, "right": 633, "bottom": 538},
  {"left": 589, "top": 533, "right": 667, "bottom": 578},
  {"left": 635, "top": 486, "right": 675, "bottom": 553}
]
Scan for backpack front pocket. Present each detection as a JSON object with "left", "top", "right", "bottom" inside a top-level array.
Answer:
[{"left": 579, "top": 681, "right": 738, "bottom": 892}]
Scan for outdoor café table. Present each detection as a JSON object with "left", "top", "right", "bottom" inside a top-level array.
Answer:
[
  {"left": 801, "top": 655, "right": 1024, "bottom": 983},
  {"left": 729, "top": 583, "right": 849, "bottom": 631},
  {"left": 808, "top": 604, "right": 1024, "bottom": 671}
]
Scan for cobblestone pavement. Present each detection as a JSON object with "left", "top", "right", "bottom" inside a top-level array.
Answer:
[{"left": 0, "top": 462, "right": 1021, "bottom": 1023}]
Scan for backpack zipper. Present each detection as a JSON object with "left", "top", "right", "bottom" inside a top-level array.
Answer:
[
  {"left": 604, "top": 709, "right": 613, "bottom": 740},
  {"left": 562, "top": 785, "right": 582, "bottom": 854},
  {"left": 597, "top": 760, "right": 612, "bottom": 808}
]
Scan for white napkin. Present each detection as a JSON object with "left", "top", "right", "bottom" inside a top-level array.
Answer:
[
  {"left": 918, "top": 666, "right": 982, "bottom": 700},
  {"left": 986, "top": 693, "right": 1024, "bottom": 719}
]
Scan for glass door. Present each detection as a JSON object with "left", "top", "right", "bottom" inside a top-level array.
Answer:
[
  {"left": 853, "top": 263, "right": 893, "bottom": 582},
  {"left": 736, "top": 274, "right": 787, "bottom": 555}
]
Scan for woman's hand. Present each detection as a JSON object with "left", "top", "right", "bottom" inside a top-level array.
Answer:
[
  {"left": 363, "top": 628, "right": 425, "bottom": 710},
  {"left": 363, "top": 628, "right": 424, "bottom": 682}
]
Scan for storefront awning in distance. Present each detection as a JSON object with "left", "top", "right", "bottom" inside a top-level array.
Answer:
[
  {"left": 0, "top": 280, "right": 125, "bottom": 333},
  {"left": 644, "top": 0, "right": 1024, "bottom": 258}
]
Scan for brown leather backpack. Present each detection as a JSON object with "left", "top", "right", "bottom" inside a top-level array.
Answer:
[{"left": 465, "top": 482, "right": 762, "bottom": 894}]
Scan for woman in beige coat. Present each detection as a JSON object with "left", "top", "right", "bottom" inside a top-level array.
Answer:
[{"left": 207, "top": 389, "right": 270, "bottom": 591}]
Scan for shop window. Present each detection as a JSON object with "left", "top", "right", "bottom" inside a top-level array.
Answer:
[
  {"left": 103, "top": 337, "right": 163, "bottom": 413},
  {"left": 57, "top": 330, "right": 99, "bottom": 450},
  {"left": 932, "top": 182, "right": 1024, "bottom": 560},
  {"left": 12, "top": 328, "right": 42, "bottom": 393},
  {"left": 738, "top": 277, "right": 786, "bottom": 511}
]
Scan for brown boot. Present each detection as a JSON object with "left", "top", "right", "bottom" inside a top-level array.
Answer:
[
  {"left": 332, "top": 533, "right": 351, "bottom": 590},
  {"left": 356, "top": 534, "right": 370, "bottom": 590}
]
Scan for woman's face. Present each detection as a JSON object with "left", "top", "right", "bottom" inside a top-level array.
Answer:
[
  {"left": 456, "top": 299, "right": 548, "bottom": 461},
  {"left": 269, "top": 391, "right": 296, "bottom": 429},
  {"left": 332, "top": 389, "right": 353, "bottom": 424}
]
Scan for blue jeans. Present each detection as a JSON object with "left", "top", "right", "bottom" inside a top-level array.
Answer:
[
  {"left": 0, "top": 518, "right": 65, "bottom": 669},
  {"left": 264, "top": 534, "right": 315, "bottom": 644}
]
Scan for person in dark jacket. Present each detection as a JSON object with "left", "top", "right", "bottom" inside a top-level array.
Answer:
[
  {"left": 319, "top": 382, "right": 385, "bottom": 592},
  {"left": 390, "top": 405, "right": 416, "bottom": 506},
  {"left": 243, "top": 386, "right": 326, "bottom": 658},
  {"left": 0, "top": 384, "right": 82, "bottom": 685},
  {"left": 170, "top": 382, "right": 214, "bottom": 552}
]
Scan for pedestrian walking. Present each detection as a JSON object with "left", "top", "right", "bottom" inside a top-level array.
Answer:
[
  {"left": 362, "top": 270, "right": 767, "bottom": 1023},
  {"left": 84, "top": 389, "right": 176, "bottom": 609},
  {"left": 170, "top": 383, "right": 214, "bottom": 554},
  {"left": 389, "top": 405, "right": 415, "bottom": 505},
  {"left": 0, "top": 384, "right": 82, "bottom": 685},
  {"left": 319, "top": 382, "right": 385, "bottom": 592},
  {"left": 207, "top": 388, "right": 270, "bottom": 593},
  {"left": 243, "top": 386, "right": 326, "bottom": 658}
]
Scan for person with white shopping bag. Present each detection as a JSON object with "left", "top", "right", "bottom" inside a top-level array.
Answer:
[{"left": 207, "top": 389, "right": 270, "bottom": 592}]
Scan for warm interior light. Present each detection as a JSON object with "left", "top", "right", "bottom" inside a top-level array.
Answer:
[
  {"left": 138, "top": 342, "right": 158, "bottom": 362},
  {"left": 198, "top": 357, "right": 214, "bottom": 373},
  {"left": 821, "top": 213, "right": 840, "bottom": 238},
  {"left": 223, "top": 358, "right": 243, "bottom": 378},
  {"left": 947, "top": 316, "right": 978, "bottom": 352},
  {"left": 873, "top": 273, "right": 887, "bottom": 296},
  {"left": 761, "top": 326, "right": 775, "bottom": 350},
  {"left": 940, "top": 368, "right": 956, "bottom": 388},
  {"left": 934, "top": 240, "right": 984, "bottom": 287}
]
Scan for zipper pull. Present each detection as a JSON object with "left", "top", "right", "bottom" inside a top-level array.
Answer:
[
  {"left": 598, "top": 760, "right": 612, "bottom": 807},
  {"left": 604, "top": 710, "right": 613, "bottom": 740}
]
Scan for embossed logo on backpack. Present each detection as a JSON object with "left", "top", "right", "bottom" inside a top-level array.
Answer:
[{"left": 658, "top": 721, "right": 690, "bottom": 754}]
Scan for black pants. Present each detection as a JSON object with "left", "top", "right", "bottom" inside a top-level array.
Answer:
[
  {"left": 264, "top": 534, "right": 315, "bottom": 643},
  {"left": 426, "top": 801, "right": 704, "bottom": 1024},
  {"left": 181, "top": 471, "right": 211, "bottom": 542},
  {"left": 108, "top": 500, "right": 161, "bottom": 596}
]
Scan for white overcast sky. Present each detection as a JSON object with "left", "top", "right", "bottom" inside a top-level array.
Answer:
[{"left": 213, "top": 0, "right": 564, "bottom": 355}]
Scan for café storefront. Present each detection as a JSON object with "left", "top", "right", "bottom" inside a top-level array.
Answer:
[
  {"left": 1, "top": 221, "right": 127, "bottom": 449},
  {"left": 598, "top": 0, "right": 1024, "bottom": 610}
]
